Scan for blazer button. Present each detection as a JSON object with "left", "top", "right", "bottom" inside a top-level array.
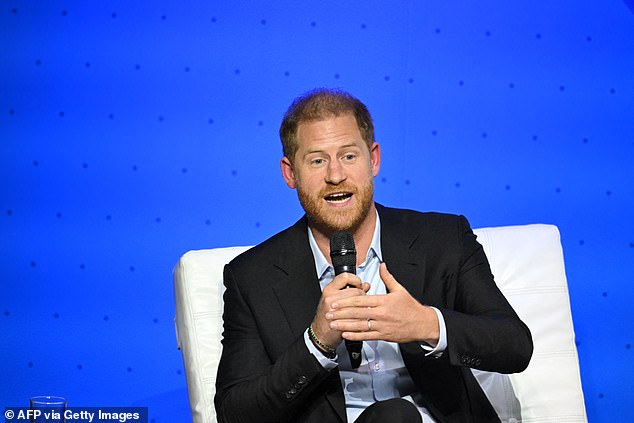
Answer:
[{"left": 297, "top": 375, "right": 308, "bottom": 385}]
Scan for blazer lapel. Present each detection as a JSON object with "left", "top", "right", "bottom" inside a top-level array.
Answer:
[
  {"left": 271, "top": 217, "right": 322, "bottom": 338},
  {"left": 378, "top": 205, "right": 426, "bottom": 300}
]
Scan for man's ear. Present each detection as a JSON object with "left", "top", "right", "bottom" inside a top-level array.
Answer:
[
  {"left": 370, "top": 142, "right": 381, "bottom": 177},
  {"left": 280, "top": 156, "right": 297, "bottom": 189}
]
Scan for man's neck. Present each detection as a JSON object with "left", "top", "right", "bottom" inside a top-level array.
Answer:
[{"left": 310, "top": 204, "right": 378, "bottom": 267}]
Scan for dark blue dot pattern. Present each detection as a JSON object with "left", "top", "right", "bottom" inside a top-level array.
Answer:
[{"left": 1, "top": 2, "right": 633, "bottom": 422}]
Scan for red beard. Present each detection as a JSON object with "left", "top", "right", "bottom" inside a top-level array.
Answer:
[{"left": 296, "top": 180, "right": 374, "bottom": 236}]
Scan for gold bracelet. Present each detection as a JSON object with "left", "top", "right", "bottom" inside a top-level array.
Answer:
[{"left": 308, "top": 325, "right": 336, "bottom": 356}]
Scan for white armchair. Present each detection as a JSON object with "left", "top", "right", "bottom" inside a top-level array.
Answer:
[{"left": 174, "top": 224, "right": 587, "bottom": 422}]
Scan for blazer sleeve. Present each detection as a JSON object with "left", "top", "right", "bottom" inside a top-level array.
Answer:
[
  {"left": 214, "top": 263, "right": 336, "bottom": 423},
  {"left": 439, "top": 216, "right": 533, "bottom": 374}
]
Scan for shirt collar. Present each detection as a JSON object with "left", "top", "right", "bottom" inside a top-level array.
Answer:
[{"left": 307, "top": 210, "right": 383, "bottom": 279}]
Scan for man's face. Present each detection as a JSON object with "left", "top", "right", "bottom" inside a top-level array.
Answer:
[{"left": 280, "top": 114, "right": 381, "bottom": 236}]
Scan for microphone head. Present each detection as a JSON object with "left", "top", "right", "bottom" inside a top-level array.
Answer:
[{"left": 330, "top": 231, "right": 356, "bottom": 274}]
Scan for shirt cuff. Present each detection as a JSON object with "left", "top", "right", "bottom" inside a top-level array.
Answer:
[
  {"left": 304, "top": 330, "right": 338, "bottom": 369},
  {"left": 420, "top": 307, "right": 447, "bottom": 357}
]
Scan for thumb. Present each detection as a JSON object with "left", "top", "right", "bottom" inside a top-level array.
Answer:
[{"left": 380, "top": 262, "right": 402, "bottom": 292}]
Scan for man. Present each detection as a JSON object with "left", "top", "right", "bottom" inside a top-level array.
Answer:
[{"left": 215, "top": 88, "right": 533, "bottom": 422}]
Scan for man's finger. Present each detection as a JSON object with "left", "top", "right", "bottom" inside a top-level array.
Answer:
[
  {"left": 330, "top": 318, "right": 373, "bottom": 332},
  {"left": 342, "top": 331, "right": 382, "bottom": 341},
  {"left": 331, "top": 294, "right": 382, "bottom": 310},
  {"left": 327, "top": 272, "right": 362, "bottom": 290},
  {"left": 380, "top": 262, "right": 402, "bottom": 292}
]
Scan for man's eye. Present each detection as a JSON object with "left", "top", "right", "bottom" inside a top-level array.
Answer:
[
  {"left": 311, "top": 158, "right": 325, "bottom": 165},
  {"left": 343, "top": 154, "right": 356, "bottom": 161}
]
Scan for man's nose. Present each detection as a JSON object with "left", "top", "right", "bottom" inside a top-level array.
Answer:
[{"left": 325, "top": 160, "right": 346, "bottom": 184}]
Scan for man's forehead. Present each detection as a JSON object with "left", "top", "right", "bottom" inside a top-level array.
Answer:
[{"left": 296, "top": 114, "right": 360, "bottom": 139}]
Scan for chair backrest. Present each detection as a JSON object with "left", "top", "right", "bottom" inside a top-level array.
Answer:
[{"left": 173, "top": 224, "right": 587, "bottom": 423}]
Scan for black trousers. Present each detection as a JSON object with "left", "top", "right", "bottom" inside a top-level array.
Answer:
[{"left": 354, "top": 398, "right": 423, "bottom": 423}]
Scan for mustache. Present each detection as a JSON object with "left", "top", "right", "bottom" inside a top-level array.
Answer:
[{"left": 319, "top": 184, "right": 358, "bottom": 197}]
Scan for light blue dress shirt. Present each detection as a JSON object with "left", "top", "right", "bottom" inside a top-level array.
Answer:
[{"left": 303, "top": 213, "right": 447, "bottom": 422}]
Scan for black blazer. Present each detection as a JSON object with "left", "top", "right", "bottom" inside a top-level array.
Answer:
[{"left": 215, "top": 205, "right": 533, "bottom": 423}]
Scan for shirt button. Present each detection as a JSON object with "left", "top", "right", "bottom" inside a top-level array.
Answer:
[{"left": 374, "top": 363, "right": 381, "bottom": 371}]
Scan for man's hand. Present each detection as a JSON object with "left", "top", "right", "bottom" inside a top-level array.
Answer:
[
  {"left": 326, "top": 263, "right": 440, "bottom": 345},
  {"left": 311, "top": 273, "right": 370, "bottom": 349}
]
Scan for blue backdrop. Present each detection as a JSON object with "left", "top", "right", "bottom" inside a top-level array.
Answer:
[{"left": 2, "top": 1, "right": 633, "bottom": 421}]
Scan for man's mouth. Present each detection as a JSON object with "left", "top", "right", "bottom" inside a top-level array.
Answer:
[{"left": 324, "top": 192, "right": 353, "bottom": 204}]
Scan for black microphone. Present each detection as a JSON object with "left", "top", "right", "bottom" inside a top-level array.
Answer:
[{"left": 330, "top": 231, "right": 363, "bottom": 369}]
